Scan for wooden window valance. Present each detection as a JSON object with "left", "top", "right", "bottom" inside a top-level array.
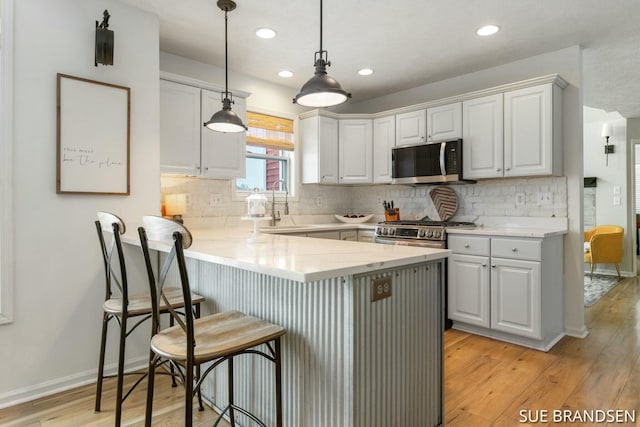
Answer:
[{"left": 246, "top": 111, "right": 294, "bottom": 151}]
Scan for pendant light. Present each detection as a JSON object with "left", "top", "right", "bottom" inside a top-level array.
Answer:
[
  {"left": 204, "top": 0, "right": 247, "bottom": 133},
  {"left": 293, "top": 0, "right": 351, "bottom": 107}
]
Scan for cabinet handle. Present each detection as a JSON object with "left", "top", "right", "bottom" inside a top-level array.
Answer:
[
  {"left": 482, "top": 264, "right": 487, "bottom": 267},
  {"left": 464, "top": 244, "right": 470, "bottom": 248},
  {"left": 511, "top": 248, "right": 518, "bottom": 252},
  {"left": 491, "top": 264, "right": 496, "bottom": 268},
  {"left": 496, "top": 168, "right": 501, "bottom": 172}
]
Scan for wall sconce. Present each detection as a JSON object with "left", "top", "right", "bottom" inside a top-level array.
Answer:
[
  {"left": 164, "top": 194, "right": 187, "bottom": 223},
  {"left": 95, "top": 10, "right": 114, "bottom": 66},
  {"left": 601, "top": 122, "right": 614, "bottom": 166}
]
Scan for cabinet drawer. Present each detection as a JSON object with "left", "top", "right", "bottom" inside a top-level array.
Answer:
[
  {"left": 491, "top": 238, "right": 541, "bottom": 261},
  {"left": 448, "top": 235, "right": 490, "bottom": 256}
]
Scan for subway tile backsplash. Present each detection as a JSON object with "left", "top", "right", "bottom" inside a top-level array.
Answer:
[{"left": 161, "top": 176, "right": 567, "bottom": 221}]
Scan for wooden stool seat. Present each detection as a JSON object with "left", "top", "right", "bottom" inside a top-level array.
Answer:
[
  {"left": 103, "top": 287, "right": 205, "bottom": 316},
  {"left": 151, "top": 310, "right": 285, "bottom": 364}
]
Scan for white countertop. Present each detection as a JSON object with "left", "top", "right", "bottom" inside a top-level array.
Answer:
[
  {"left": 122, "top": 225, "right": 449, "bottom": 282},
  {"left": 446, "top": 225, "right": 568, "bottom": 238}
]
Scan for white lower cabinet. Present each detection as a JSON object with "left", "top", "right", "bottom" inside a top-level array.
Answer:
[
  {"left": 448, "top": 233, "right": 563, "bottom": 351},
  {"left": 448, "top": 254, "right": 490, "bottom": 328}
]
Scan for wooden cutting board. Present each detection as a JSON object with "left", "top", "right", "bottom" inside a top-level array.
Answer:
[{"left": 429, "top": 186, "right": 458, "bottom": 221}]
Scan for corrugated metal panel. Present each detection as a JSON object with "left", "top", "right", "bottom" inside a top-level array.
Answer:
[
  {"left": 158, "top": 256, "right": 443, "bottom": 427},
  {"left": 352, "top": 264, "right": 443, "bottom": 427}
]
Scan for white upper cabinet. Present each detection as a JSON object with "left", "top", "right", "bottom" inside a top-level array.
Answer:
[
  {"left": 160, "top": 80, "right": 202, "bottom": 175},
  {"left": 301, "top": 115, "right": 339, "bottom": 184},
  {"left": 339, "top": 119, "right": 373, "bottom": 184},
  {"left": 462, "top": 94, "right": 504, "bottom": 179},
  {"left": 200, "top": 89, "right": 246, "bottom": 179},
  {"left": 160, "top": 78, "right": 248, "bottom": 179},
  {"left": 504, "top": 83, "right": 562, "bottom": 177},
  {"left": 395, "top": 109, "right": 426, "bottom": 146},
  {"left": 426, "top": 102, "right": 462, "bottom": 142},
  {"left": 372, "top": 115, "right": 396, "bottom": 184},
  {"left": 463, "top": 82, "right": 563, "bottom": 180}
]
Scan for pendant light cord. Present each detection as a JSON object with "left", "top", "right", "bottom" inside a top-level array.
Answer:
[
  {"left": 224, "top": 7, "right": 229, "bottom": 97},
  {"left": 319, "top": 0, "right": 323, "bottom": 54}
]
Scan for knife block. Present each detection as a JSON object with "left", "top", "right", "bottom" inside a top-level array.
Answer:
[{"left": 384, "top": 208, "right": 400, "bottom": 221}]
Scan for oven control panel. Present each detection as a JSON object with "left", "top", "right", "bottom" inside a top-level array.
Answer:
[{"left": 374, "top": 224, "right": 446, "bottom": 241}]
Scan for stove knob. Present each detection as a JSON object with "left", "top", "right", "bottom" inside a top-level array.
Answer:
[
  {"left": 433, "top": 231, "right": 441, "bottom": 239},
  {"left": 418, "top": 229, "right": 426, "bottom": 238},
  {"left": 426, "top": 230, "right": 433, "bottom": 238},
  {"left": 382, "top": 228, "right": 388, "bottom": 235},
  {"left": 389, "top": 228, "right": 396, "bottom": 235}
]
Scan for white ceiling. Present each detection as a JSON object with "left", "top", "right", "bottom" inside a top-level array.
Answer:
[{"left": 119, "top": 0, "right": 640, "bottom": 117}]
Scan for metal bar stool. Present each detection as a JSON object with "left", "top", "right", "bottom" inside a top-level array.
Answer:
[
  {"left": 138, "top": 215, "right": 286, "bottom": 426},
  {"left": 94, "top": 212, "right": 205, "bottom": 426}
]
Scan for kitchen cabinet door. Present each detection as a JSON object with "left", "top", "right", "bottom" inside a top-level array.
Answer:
[
  {"left": 372, "top": 116, "right": 395, "bottom": 184},
  {"left": 339, "top": 119, "right": 372, "bottom": 184},
  {"left": 395, "top": 109, "right": 426, "bottom": 146},
  {"left": 307, "top": 230, "right": 340, "bottom": 240},
  {"left": 504, "top": 83, "right": 558, "bottom": 177},
  {"left": 200, "top": 89, "right": 246, "bottom": 179},
  {"left": 340, "top": 230, "right": 358, "bottom": 241},
  {"left": 462, "top": 94, "right": 503, "bottom": 179},
  {"left": 448, "top": 253, "right": 491, "bottom": 328},
  {"left": 301, "top": 115, "right": 339, "bottom": 184},
  {"left": 426, "top": 102, "right": 462, "bottom": 142},
  {"left": 160, "top": 80, "right": 202, "bottom": 175},
  {"left": 490, "top": 257, "right": 541, "bottom": 339}
]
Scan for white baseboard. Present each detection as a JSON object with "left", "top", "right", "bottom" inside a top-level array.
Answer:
[
  {"left": 0, "top": 356, "right": 148, "bottom": 410},
  {"left": 565, "top": 325, "right": 589, "bottom": 339}
]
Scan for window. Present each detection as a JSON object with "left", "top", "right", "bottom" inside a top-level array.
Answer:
[{"left": 236, "top": 112, "right": 294, "bottom": 193}]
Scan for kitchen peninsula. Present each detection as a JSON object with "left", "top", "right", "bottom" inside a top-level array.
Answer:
[{"left": 123, "top": 224, "right": 449, "bottom": 427}]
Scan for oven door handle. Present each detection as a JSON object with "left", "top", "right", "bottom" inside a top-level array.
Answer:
[{"left": 439, "top": 142, "right": 447, "bottom": 176}]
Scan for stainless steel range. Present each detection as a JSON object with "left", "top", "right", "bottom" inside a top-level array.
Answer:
[{"left": 374, "top": 219, "right": 475, "bottom": 248}]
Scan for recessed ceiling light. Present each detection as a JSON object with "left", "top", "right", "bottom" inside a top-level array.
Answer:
[
  {"left": 278, "top": 70, "right": 294, "bottom": 78},
  {"left": 255, "top": 27, "right": 276, "bottom": 39},
  {"left": 476, "top": 25, "right": 500, "bottom": 36},
  {"left": 357, "top": 68, "right": 374, "bottom": 76}
]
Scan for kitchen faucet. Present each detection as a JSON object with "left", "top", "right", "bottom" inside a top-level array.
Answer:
[{"left": 271, "top": 179, "right": 289, "bottom": 226}]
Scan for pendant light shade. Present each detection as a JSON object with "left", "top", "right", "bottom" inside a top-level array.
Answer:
[
  {"left": 293, "top": 0, "right": 351, "bottom": 107},
  {"left": 204, "top": 0, "right": 247, "bottom": 133}
]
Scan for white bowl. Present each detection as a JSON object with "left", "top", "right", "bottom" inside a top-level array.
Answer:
[{"left": 335, "top": 214, "right": 374, "bottom": 224}]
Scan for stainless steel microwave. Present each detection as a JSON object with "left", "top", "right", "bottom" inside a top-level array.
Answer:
[{"left": 392, "top": 139, "right": 473, "bottom": 185}]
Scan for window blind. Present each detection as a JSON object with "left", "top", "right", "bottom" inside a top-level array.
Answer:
[{"left": 246, "top": 112, "right": 294, "bottom": 151}]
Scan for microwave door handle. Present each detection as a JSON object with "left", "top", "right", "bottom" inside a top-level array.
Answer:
[{"left": 439, "top": 142, "right": 446, "bottom": 175}]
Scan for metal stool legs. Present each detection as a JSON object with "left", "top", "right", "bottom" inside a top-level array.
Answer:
[{"left": 94, "top": 312, "right": 110, "bottom": 412}]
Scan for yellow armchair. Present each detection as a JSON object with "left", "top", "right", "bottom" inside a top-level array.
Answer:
[{"left": 584, "top": 225, "right": 624, "bottom": 279}]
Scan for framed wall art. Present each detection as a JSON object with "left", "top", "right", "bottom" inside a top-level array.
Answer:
[{"left": 56, "top": 73, "right": 130, "bottom": 195}]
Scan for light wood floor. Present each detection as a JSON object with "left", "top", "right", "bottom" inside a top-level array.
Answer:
[{"left": 1, "top": 276, "right": 638, "bottom": 426}]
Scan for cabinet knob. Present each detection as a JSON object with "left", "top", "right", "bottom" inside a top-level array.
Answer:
[
  {"left": 204, "top": 167, "right": 208, "bottom": 171},
  {"left": 491, "top": 264, "right": 496, "bottom": 268},
  {"left": 496, "top": 168, "right": 501, "bottom": 172},
  {"left": 506, "top": 167, "right": 511, "bottom": 171},
  {"left": 511, "top": 248, "right": 518, "bottom": 252},
  {"left": 464, "top": 244, "right": 470, "bottom": 248},
  {"left": 482, "top": 263, "right": 487, "bottom": 267}
]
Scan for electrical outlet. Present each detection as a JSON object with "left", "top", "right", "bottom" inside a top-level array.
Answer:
[
  {"left": 536, "top": 192, "right": 552, "bottom": 206},
  {"left": 613, "top": 185, "right": 621, "bottom": 195},
  {"left": 515, "top": 192, "right": 525, "bottom": 207},
  {"left": 371, "top": 276, "right": 392, "bottom": 302},
  {"left": 376, "top": 196, "right": 383, "bottom": 205},
  {"left": 316, "top": 196, "right": 322, "bottom": 206},
  {"left": 184, "top": 193, "right": 192, "bottom": 207},
  {"left": 209, "top": 193, "right": 223, "bottom": 206},
  {"left": 614, "top": 196, "right": 621, "bottom": 206}
]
